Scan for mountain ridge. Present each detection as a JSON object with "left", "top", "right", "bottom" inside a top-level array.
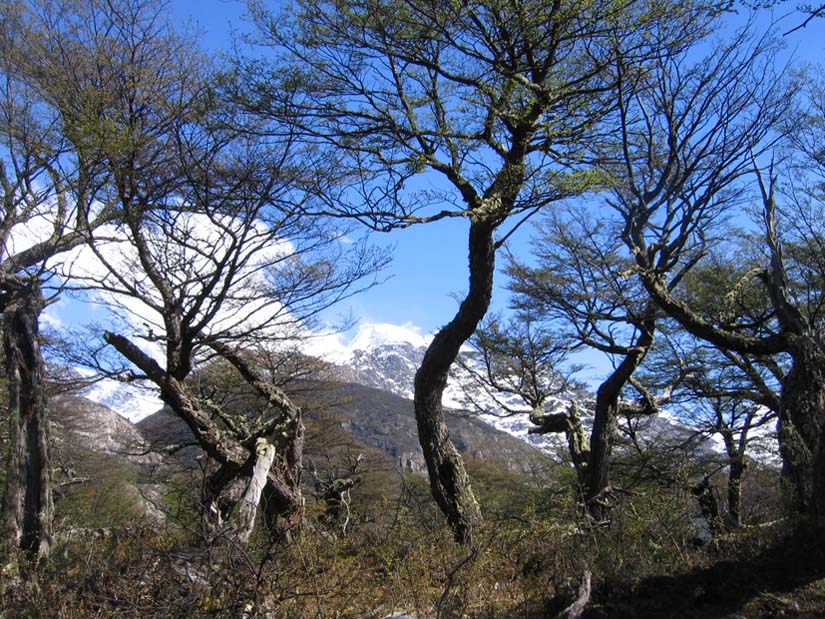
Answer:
[{"left": 81, "top": 321, "right": 776, "bottom": 467}]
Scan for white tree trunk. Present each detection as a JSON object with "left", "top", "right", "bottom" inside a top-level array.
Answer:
[{"left": 234, "top": 438, "right": 276, "bottom": 543}]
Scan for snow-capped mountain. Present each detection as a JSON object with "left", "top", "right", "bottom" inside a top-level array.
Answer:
[
  {"left": 324, "top": 323, "right": 763, "bottom": 462},
  {"left": 83, "top": 377, "right": 164, "bottom": 423},
  {"left": 326, "top": 323, "right": 576, "bottom": 456},
  {"left": 79, "top": 320, "right": 776, "bottom": 464}
]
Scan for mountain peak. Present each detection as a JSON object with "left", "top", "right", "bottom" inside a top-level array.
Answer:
[
  {"left": 303, "top": 321, "right": 431, "bottom": 365},
  {"left": 348, "top": 322, "right": 431, "bottom": 351}
]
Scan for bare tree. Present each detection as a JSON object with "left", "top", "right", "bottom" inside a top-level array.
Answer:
[
  {"left": 499, "top": 209, "right": 670, "bottom": 519},
  {"left": 245, "top": 0, "right": 718, "bottom": 543},
  {"left": 61, "top": 58, "right": 388, "bottom": 542},
  {"left": 605, "top": 22, "right": 825, "bottom": 526}
]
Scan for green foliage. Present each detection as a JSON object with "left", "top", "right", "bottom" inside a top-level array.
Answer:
[
  {"left": 465, "top": 454, "right": 571, "bottom": 520},
  {"left": 53, "top": 448, "right": 149, "bottom": 530}
]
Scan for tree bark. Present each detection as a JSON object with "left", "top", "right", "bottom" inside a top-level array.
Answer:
[
  {"left": 413, "top": 219, "right": 494, "bottom": 544},
  {"left": 586, "top": 304, "right": 656, "bottom": 520},
  {"left": 727, "top": 456, "right": 745, "bottom": 528},
  {"left": 586, "top": 394, "right": 619, "bottom": 521},
  {"left": 202, "top": 463, "right": 243, "bottom": 538},
  {"left": 558, "top": 570, "right": 592, "bottom": 619},
  {"left": 1, "top": 279, "right": 51, "bottom": 562},
  {"left": 777, "top": 335, "right": 825, "bottom": 527}
]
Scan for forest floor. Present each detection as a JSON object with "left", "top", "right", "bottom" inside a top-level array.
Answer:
[
  {"left": 5, "top": 497, "right": 825, "bottom": 618},
  {"left": 3, "top": 449, "right": 824, "bottom": 618}
]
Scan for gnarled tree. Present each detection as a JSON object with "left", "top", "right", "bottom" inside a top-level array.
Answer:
[
  {"left": 0, "top": 0, "right": 147, "bottom": 561},
  {"left": 606, "top": 24, "right": 825, "bottom": 525},
  {"left": 60, "top": 52, "right": 387, "bottom": 541},
  {"left": 246, "top": 0, "right": 719, "bottom": 543}
]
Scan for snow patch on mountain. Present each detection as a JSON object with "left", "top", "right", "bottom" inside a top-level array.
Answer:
[
  {"left": 83, "top": 377, "right": 164, "bottom": 423},
  {"left": 319, "top": 323, "right": 775, "bottom": 462}
]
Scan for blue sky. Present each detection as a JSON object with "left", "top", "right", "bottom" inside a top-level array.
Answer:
[
  {"left": 168, "top": 0, "right": 538, "bottom": 333},
  {"left": 160, "top": 0, "right": 823, "bottom": 385}
]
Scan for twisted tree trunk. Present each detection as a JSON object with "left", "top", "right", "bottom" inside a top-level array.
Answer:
[
  {"left": 586, "top": 305, "right": 656, "bottom": 520},
  {"left": 413, "top": 219, "right": 493, "bottom": 544},
  {"left": 211, "top": 342, "right": 305, "bottom": 541},
  {"left": 1, "top": 278, "right": 51, "bottom": 562}
]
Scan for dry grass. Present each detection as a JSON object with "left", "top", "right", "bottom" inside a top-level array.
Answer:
[{"left": 3, "top": 457, "right": 821, "bottom": 618}]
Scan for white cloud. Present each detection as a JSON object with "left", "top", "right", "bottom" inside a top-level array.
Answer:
[
  {"left": 45, "top": 212, "right": 301, "bottom": 367},
  {"left": 349, "top": 321, "right": 431, "bottom": 350}
]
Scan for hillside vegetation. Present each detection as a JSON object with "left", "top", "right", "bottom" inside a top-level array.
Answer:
[
  {"left": 4, "top": 386, "right": 820, "bottom": 618},
  {"left": 2, "top": 0, "right": 825, "bottom": 616}
]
